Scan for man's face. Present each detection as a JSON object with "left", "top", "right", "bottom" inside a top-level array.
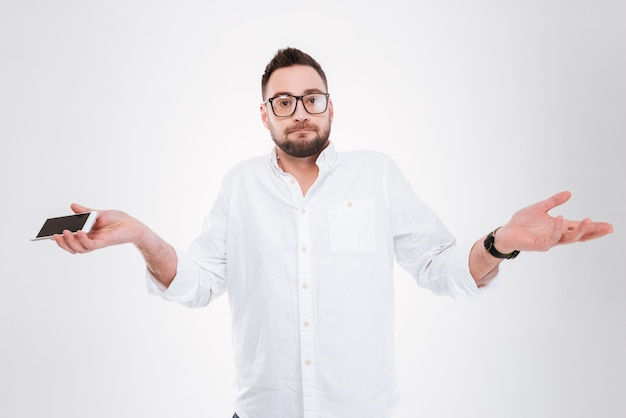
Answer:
[{"left": 261, "top": 65, "right": 334, "bottom": 158}]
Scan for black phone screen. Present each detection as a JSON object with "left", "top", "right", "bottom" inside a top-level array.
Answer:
[{"left": 36, "top": 213, "right": 91, "bottom": 238}]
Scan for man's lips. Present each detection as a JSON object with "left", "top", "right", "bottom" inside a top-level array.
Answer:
[{"left": 287, "top": 124, "right": 315, "bottom": 134}]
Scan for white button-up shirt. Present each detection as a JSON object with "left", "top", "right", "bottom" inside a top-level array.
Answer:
[{"left": 148, "top": 143, "right": 482, "bottom": 418}]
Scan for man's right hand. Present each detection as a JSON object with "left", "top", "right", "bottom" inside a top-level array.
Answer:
[
  {"left": 52, "top": 203, "right": 142, "bottom": 254},
  {"left": 53, "top": 203, "right": 178, "bottom": 288}
]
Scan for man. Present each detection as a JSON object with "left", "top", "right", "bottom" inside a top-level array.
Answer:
[{"left": 54, "top": 48, "right": 613, "bottom": 418}]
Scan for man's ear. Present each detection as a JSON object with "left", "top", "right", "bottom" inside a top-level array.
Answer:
[
  {"left": 328, "top": 98, "right": 334, "bottom": 123},
  {"left": 260, "top": 103, "right": 270, "bottom": 130}
]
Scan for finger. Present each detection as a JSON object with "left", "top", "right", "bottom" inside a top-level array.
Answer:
[
  {"left": 579, "top": 221, "right": 614, "bottom": 242},
  {"left": 74, "top": 230, "right": 97, "bottom": 251},
  {"left": 62, "top": 229, "right": 90, "bottom": 254},
  {"left": 559, "top": 218, "right": 592, "bottom": 245},
  {"left": 52, "top": 234, "right": 77, "bottom": 254},
  {"left": 545, "top": 215, "right": 564, "bottom": 250}
]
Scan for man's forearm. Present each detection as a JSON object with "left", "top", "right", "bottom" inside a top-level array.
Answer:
[
  {"left": 135, "top": 226, "right": 178, "bottom": 288},
  {"left": 469, "top": 236, "right": 502, "bottom": 287}
]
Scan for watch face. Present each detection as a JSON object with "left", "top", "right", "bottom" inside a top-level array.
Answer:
[{"left": 484, "top": 232, "right": 496, "bottom": 251}]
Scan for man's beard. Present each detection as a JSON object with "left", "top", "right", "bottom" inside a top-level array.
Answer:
[{"left": 270, "top": 122, "right": 331, "bottom": 158}]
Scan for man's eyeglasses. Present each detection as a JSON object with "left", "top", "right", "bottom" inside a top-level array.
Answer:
[{"left": 264, "top": 93, "right": 330, "bottom": 118}]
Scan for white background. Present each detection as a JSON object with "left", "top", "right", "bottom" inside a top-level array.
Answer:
[{"left": 1, "top": 1, "right": 624, "bottom": 417}]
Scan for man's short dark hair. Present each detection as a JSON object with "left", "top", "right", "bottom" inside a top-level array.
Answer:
[{"left": 261, "top": 47, "right": 328, "bottom": 99}]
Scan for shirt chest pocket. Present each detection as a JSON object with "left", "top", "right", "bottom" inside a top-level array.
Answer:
[{"left": 327, "top": 199, "right": 376, "bottom": 253}]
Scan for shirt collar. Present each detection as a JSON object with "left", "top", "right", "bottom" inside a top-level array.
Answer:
[{"left": 316, "top": 141, "right": 337, "bottom": 172}]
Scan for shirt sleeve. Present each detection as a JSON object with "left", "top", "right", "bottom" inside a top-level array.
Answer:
[
  {"left": 385, "top": 158, "right": 490, "bottom": 299},
  {"left": 145, "top": 179, "right": 230, "bottom": 308},
  {"left": 144, "top": 247, "right": 223, "bottom": 308}
]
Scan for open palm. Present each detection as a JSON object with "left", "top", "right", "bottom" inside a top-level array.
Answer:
[{"left": 498, "top": 191, "right": 613, "bottom": 253}]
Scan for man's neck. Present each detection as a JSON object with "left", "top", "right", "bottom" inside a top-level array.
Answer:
[{"left": 276, "top": 148, "right": 321, "bottom": 196}]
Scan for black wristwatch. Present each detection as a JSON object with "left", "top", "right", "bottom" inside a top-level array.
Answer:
[{"left": 484, "top": 228, "right": 520, "bottom": 259}]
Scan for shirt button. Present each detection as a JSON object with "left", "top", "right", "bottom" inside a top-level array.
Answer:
[
  {"left": 301, "top": 245, "right": 307, "bottom": 252},
  {"left": 302, "top": 282, "right": 309, "bottom": 289},
  {"left": 305, "top": 359, "right": 312, "bottom": 366},
  {"left": 303, "top": 321, "right": 310, "bottom": 328},
  {"left": 347, "top": 201, "right": 353, "bottom": 208},
  {"left": 301, "top": 208, "right": 306, "bottom": 215}
]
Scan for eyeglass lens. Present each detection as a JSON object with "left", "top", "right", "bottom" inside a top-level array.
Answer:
[{"left": 271, "top": 94, "right": 328, "bottom": 117}]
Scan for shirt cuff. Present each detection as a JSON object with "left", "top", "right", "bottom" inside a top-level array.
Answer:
[
  {"left": 145, "top": 247, "right": 201, "bottom": 302},
  {"left": 445, "top": 240, "right": 499, "bottom": 299}
]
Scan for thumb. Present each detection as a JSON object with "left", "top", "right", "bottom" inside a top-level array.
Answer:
[
  {"left": 70, "top": 203, "right": 94, "bottom": 214},
  {"left": 543, "top": 190, "right": 572, "bottom": 212}
]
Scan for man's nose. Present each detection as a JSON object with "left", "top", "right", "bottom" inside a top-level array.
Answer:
[{"left": 293, "top": 98, "right": 310, "bottom": 121}]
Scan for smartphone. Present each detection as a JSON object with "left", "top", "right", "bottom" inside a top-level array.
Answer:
[{"left": 31, "top": 211, "right": 98, "bottom": 241}]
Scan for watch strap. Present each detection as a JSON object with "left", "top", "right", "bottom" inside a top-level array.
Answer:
[{"left": 484, "top": 228, "right": 520, "bottom": 259}]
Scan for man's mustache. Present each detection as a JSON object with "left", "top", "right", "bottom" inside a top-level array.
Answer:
[{"left": 287, "top": 123, "right": 315, "bottom": 133}]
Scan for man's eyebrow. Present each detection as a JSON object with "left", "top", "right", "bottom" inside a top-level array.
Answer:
[
  {"left": 303, "top": 88, "right": 326, "bottom": 94},
  {"left": 270, "top": 88, "right": 326, "bottom": 97}
]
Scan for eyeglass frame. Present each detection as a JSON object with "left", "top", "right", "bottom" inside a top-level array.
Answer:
[{"left": 263, "top": 93, "right": 330, "bottom": 118}]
